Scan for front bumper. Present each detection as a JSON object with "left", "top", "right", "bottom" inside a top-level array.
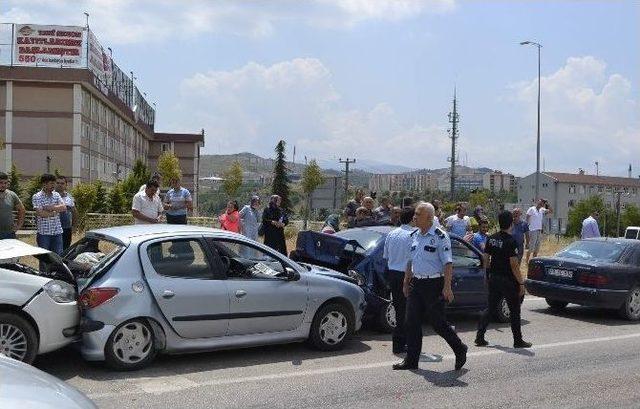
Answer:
[
  {"left": 525, "top": 279, "right": 629, "bottom": 309},
  {"left": 23, "top": 293, "right": 80, "bottom": 355},
  {"left": 80, "top": 324, "right": 115, "bottom": 361}
]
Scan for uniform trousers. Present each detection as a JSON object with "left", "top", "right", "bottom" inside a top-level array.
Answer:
[
  {"left": 477, "top": 275, "right": 522, "bottom": 342},
  {"left": 405, "top": 276, "right": 465, "bottom": 364},
  {"left": 387, "top": 269, "right": 406, "bottom": 351}
]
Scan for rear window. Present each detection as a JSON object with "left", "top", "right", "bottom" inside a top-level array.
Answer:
[
  {"left": 555, "top": 240, "right": 627, "bottom": 263},
  {"left": 63, "top": 236, "right": 125, "bottom": 288},
  {"left": 335, "top": 229, "right": 384, "bottom": 254}
]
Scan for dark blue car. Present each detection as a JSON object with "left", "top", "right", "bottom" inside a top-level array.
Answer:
[
  {"left": 290, "top": 226, "right": 512, "bottom": 332},
  {"left": 526, "top": 238, "right": 640, "bottom": 320}
]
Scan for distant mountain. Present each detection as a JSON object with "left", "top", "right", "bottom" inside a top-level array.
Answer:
[{"left": 315, "top": 158, "right": 415, "bottom": 174}]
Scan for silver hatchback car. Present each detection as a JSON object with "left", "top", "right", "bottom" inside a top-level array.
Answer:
[{"left": 65, "top": 225, "right": 365, "bottom": 370}]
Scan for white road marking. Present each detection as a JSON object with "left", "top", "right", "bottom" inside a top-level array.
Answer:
[{"left": 87, "top": 331, "right": 640, "bottom": 400}]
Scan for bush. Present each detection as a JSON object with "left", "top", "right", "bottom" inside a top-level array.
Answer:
[{"left": 70, "top": 182, "right": 98, "bottom": 230}]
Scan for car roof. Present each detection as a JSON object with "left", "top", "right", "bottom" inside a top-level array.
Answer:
[
  {"left": 581, "top": 237, "right": 640, "bottom": 246},
  {"left": 87, "top": 224, "right": 229, "bottom": 243}
]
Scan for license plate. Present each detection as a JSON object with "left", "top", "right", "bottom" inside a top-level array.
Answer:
[{"left": 547, "top": 268, "right": 573, "bottom": 279}]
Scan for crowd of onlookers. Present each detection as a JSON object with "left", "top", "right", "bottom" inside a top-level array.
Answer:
[{"left": 1, "top": 171, "right": 580, "bottom": 265}]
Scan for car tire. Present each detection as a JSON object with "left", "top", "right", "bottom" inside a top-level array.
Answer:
[
  {"left": 377, "top": 301, "right": 396, "bottom": 334},
  {"left": 619, "top": 286, "right": 640, "bottom": 321},
  {"left": 0, "top": 312, "right": 38, "bottom": 364},
  {"left": 546, "top": 298, "right": 569, "bottom": 310},
  {"left": 308, "top": 303, "right": 353, "bottom": 351},
  {"left": 105, "top": 319, "right": 157, "bottom": 371}
]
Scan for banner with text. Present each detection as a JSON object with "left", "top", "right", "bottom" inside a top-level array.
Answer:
[
  {"left": 87, "top": 29, "right": 112, "bottom": 89},
  {"left": 13, "top": 24, "right": 84, "bottom": 67}
]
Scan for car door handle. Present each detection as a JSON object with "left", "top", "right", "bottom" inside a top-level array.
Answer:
[
  {"left": 235, "top": 290, "right": 247, "bottom": 298},
  {"left": 162, "top": 290, "right": 175, "bottom": 299}
]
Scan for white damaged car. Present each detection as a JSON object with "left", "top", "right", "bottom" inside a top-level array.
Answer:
[{"left": 0, "top": 239, "right": 80, "bottom": 364}]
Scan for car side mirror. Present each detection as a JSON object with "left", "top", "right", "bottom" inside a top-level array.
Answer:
[{"left": 285, "top": 267, "right": 300, "bottom": 281}]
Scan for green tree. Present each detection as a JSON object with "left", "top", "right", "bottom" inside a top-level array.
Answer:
[
  {"left": 107, "top": 181, "right": 128, "bottom": 214},
  {"left": 271, "top": 140, "right": 292, "bottom": 212},
  {"left": 121, "top": 159, "right": 150, "bottom": 202},
  {"left": 9, "top": 163, "right": 22, "bottom": 198},
  {"left": 91, "top": 181, "right": 108, "bottom": 213},
  {"left": 157, "top": 151, "right": 182, "bottom": 185},
  {"left": 22, "top": 174, "right": 43, "bottom": 211},
  {"left": 301, "top": 159, "right": 325, "bottom": 228},
  {"left": 622, "top": 204, "right": 640, "bottom": 231},
  {"left": 70, "top": 182, "right": 98, "bottom": 230},
  {"left": 222, "top": 160, "right": 243, "bottom": 199},
  {"left": 469, "top": 190, "right": 489, "bottom": 209}
]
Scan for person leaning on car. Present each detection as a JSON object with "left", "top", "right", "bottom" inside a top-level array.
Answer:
[
  {"left": 393, "top": 202, "right": 468, "bottom": 371},
  {"left": 475, "top": 210, "right": 532, "bottom": 349},
  {"left": 382, "top": 206, "right": 416, "bottom": 354},
  {"left": 132, "top": 180, "right": 164, "bottom": 224},
  {"left": 0, "top": 172, "right": 25, "bottom": 240}
]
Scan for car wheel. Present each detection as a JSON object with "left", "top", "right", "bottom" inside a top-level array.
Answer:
[
  {"left": 105, "top": 319, "right": 157, "bottom": 371},
  {"left": 619, "top": 286, "right": 640, "bottom": 321},
  {"left": 0, "top": 313, "right": 38, "bottom": 364},
  {"left": 494, "top": 297, "right": 511, "bottom": 323},
  {"left": 308, "top": 303, "right": 352, "bottom": 351},
  {"left": 378, "top": 301, "right": 396, "bottom": 333},
  {"left": 546, "top": 298, "right": 569, "bottom": 310}
]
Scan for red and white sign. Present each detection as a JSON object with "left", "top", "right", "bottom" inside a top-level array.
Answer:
[
  {"left": 13, "top": 24, "right": 84, "bottom": 67},
  {"left": 87, "top": 29, "right": 112, "bottom": 88}
]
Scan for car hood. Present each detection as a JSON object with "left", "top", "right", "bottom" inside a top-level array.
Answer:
[
  {"left": 0, "top": 239, "right": 50, "bottom": 263},
  {"left": 299, "top": 263, "right": 358, "bottom": 285},
  {"left": 0, "top": 356, "right": 96, "bottom": 408}
]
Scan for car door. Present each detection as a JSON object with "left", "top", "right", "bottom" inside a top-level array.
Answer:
[
  {"left": 207, "top": 238, "right": 309, "bottom": 336},
  {"left": 140, "top": 237, "right": 230, "bottom": 339},
  {"left": 450, "top": 238, "right": 486, "bottom": 307}
]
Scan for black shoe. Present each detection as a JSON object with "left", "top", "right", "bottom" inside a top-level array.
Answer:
[
  {"left": 455, "top": 344, "right": 468, "bottom": 370},
  {"left": 392, "top": 359, "right": 418, "bottom": 370},
  {"left": 475, "top": 338, "right": 488, "bottom": 347},
  {"left": 514, "top": 340, "right": 532, "bottom": 348}
]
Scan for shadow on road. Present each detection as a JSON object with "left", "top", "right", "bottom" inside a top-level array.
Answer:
[
  {"left": 35, "top": 338, "right": 372, "bottom": 382},
  {"left": 530, "top": 305, "right": 639, "bottom": 326},
  {"left": 485, "top": 345, "right": 535, "bottom": 357},
  {"left": 413, "top": 368, "right": 469, "bottom": 387}
]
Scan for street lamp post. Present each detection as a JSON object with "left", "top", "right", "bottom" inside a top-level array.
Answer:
[{"left": 520, "top": 40, "right": 542, "bottom": 202}]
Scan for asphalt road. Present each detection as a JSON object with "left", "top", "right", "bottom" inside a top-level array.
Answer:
[{"left": 35, "top": 297, "right": 640, "bottom": 409}]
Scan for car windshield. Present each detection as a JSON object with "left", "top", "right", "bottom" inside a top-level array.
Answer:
[
  {"left": 63, "top": 236, "right": 125, "bottom": 288},
  {"left": 335, "top": 229, "right": 384, "bottom": 254},
  {"left": 555, "top": 240, "right": 627, "bottom": 263}
]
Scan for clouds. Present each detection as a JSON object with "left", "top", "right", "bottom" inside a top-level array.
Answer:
[
  {"left": 510, "top": 56, "right": 639, "bottom": 176},
  {"left": 1, "top": 0, "right": 454, "bottom": 45},
  {"left": 174, "top": 58, "right": 452, "bottom": 168}
]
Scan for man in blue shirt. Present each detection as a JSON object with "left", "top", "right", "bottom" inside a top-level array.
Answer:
[
  {"left": 444, "top": 203, "right": 472, "bottom": 237},
  {"left": 511, "top": 208, "right": 529, "bottom": 264},
  {"left": 581, "top": 211, "right": 601, "bottom": 239},
  {"left": 471, "top": 217, "right": 489, "bottom": 252},
  {"left": 382, "top": 206, "right": 416, "bottom": 354},
  {"left": 393, "top": 202, "right": 467, "bottom": 371},
  {"left": 164, "top": 177, "right": 193, "bottom": 224}
]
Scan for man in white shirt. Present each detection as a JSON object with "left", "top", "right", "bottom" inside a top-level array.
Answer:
[
  {"left": 132, "top": 180, "right": 164, "bottom": 224},
  {"left": 139, "top": 172, "right": 162, "bottom": 200},
  {"left": 581, "top": 212, "right": 601, "bottom": 239},
  {"left": 525, "top": 198, "right": 553, "bottom": 263},
  {"left": 444, "top": 203, "right": 472, "bottom": 237}
]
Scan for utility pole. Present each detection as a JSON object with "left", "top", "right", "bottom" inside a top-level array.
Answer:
[
  {"left": 339, "top": 157, "right": 356, "bottom": 203},
  {"left": 447, "top": 87, "right": 459, "bottom": 201},
  {"left": 595, "top": 161, "right": 599, "bottom": 176}
]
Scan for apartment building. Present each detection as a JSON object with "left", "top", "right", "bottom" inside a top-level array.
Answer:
[
  {"left": 369, "top": 172, "right": 438, "bottom": 193},
  {"left": 0, "top": 22, "right": 203, "bottom": 202},
  {"left": 483, "top": 171, "right": 517, "bottom": 193}
]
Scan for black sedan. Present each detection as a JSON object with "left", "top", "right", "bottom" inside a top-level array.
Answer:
[{"left": 526, "top": 238, "right": 640, "bottom": 320}]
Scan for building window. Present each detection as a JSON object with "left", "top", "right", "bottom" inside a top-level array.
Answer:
[
  {"left": 569, "top": 185, "right": 576, "bottom": 194},
  {"left": 161, "top": 143, "right": 171, "bottom": 153},
  {"left": 542, "top": 183, "right": 549, "bottom": 188}
]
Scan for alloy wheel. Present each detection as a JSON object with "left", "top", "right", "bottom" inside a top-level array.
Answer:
[
  {"left": 0, "top": 323, "right": 28, "bottom": 361},
  {"left": 111, "top": 322, "right": 153, "bottom": 364},
  {"left": 627, "top": 288, "right": 640, "bottom": 320},
  {"left": 319, "top": 311, "right": 348, "bottom": 345}
]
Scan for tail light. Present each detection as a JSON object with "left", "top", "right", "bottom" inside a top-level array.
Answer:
[
  {"left": 79, "top": 288, "right": 119, "bottom": 309},
  {"left": 528, "top": 263, "right": 543, "bottom": 280},
  {"left": 577, "top": 273, "right": 609, "bottom": 287}
]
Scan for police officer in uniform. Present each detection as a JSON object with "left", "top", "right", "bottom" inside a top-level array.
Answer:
[
  {"left": 382, "top": 206, "right": 416, "bottom": 354},
  {"left": 393, "top": 202, "right": 468, "bottom": 371},
  {"left": 475, "top": 210, "right": 532, "bottom": 348}
]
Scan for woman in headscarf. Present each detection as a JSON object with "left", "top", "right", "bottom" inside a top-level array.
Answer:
[
  {"left": 261, "top": 195, "right": 288, "bottom": 255},
  {"left": 321, "top": 214, "right": 341, "bottom": 234},
  {"left": 239, "top": 196, "right": 262, "bottom": 241},
  {"left": 219, "top": 200, "right": 240, "bottom": 233}
]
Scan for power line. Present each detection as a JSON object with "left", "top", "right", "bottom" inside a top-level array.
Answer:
[
  {"left": 447, "top": 87, "right": 459, "bottom": 200},
  {"left": 339, "top": 157, "right": 356, "bottom": 203}
]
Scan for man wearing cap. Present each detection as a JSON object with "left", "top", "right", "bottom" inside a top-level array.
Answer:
[{"left": 393, "top": 202, "right": 467, "bottom": 371}]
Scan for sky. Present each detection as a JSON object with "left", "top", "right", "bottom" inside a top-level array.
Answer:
[{"left": 2, "top": 0, "right": 639, "bottom": 177}]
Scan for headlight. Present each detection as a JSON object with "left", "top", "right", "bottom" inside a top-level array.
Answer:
[
  {"left": 348, "top": 270, "right": 366, "bottom": 286},
  {"left": 43, "top": 280, "right": 77, "bottom": 303}
]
